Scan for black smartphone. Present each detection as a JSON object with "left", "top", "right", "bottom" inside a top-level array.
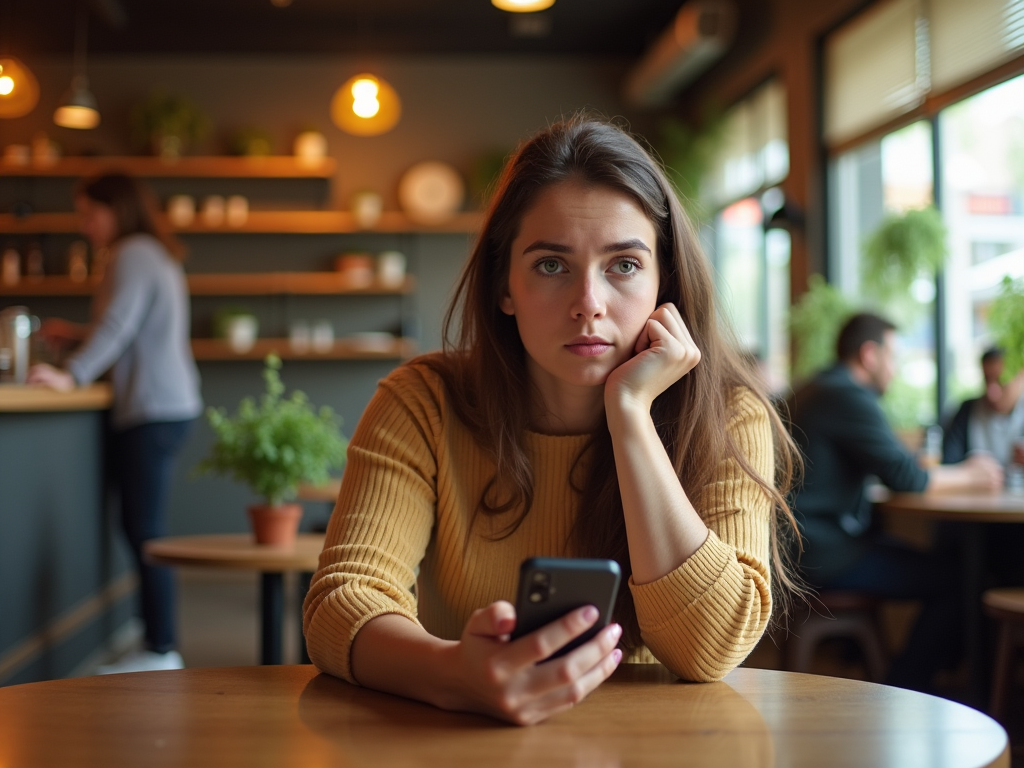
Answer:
[{"left": 510, "top": 557, "right": 621, "bottom": 661}]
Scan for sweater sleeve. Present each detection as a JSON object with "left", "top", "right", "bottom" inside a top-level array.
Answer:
[
  {"left": 302, "top": 367, "right": 440, "bottom": 683},
  {"left": 67, "top": 242, "right": 155, "bottom": 386},
  {"left": 628, "top": 389, "right": 774, "bottom": 682}
]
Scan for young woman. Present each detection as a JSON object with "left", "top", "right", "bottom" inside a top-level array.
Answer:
[
  {"left": 29, "top": 173, "right": 202, "bottom": 673},
  {"left": 303, "top": 116, "right": 801, "bottom": 725}
]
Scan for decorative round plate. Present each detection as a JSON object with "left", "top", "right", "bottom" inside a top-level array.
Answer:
[{"left": 398, "top": 161, "right": 465, "bottom": 225}]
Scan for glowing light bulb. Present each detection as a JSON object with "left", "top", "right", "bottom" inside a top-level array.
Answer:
[
  {"left": 492, "top": 0, "right": 555, "bottom": 11},
  {"left": 0, "top": 76, "right": 14, "bottom": 96},
  {"left": 351, "top": 78, "right": 380, "bottom": 119}
]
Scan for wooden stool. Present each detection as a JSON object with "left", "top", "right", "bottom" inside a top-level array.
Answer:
[
  {"left": 983, "top": 587, "right": 1024, "bottom": 721},
  {"left": 782, "top": 591, "right": 887, "bottom": 682}
]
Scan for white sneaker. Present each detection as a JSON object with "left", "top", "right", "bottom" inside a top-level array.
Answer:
[{"left": 96, "top": 650, "right": 185, "bottom": 675}]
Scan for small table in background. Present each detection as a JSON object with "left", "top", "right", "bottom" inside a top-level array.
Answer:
[
  {"left": 143, "top": 533, "right": 325, "bottom": 665},
  {"left": 878, "top": 490, "right": 1024, "bottom": 701}
]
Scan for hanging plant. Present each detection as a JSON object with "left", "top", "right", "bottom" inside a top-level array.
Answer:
[
  {"left": 861, "top": 206, "right": 947, "bottom": 302},
  {"left": 656, "top": 112, "right": 726, "bottom": 223},
  {"left": 787, "top": 274, "right": 858, "bottom": 381},
  {"left": 988, "top": 275, "right": 1024, "bottom": 377}
]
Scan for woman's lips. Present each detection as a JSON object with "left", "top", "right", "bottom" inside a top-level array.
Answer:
[{"left": 565, "top": 342, "right": 612, "bottom": 357}]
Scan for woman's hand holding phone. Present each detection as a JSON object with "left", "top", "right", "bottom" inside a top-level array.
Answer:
[
  {"left": 445, "top": 600, "right": 623, "bottom": 726},
  {"left": 603, "top": 302, "right": 700, "bottom": 415}
]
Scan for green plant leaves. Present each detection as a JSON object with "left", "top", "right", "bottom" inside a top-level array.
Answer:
[
  {"left": 988, "top": 276, "right": 1024, "bottom": 377},
  {"left": 861, "top": 206, "right": 947, "bottom": 301},
  {"left": 195, "top": 355, "right": 348, "bottom": 506},
  {"left": 787, "top": 275, "right": 856, "bottom": 381}
]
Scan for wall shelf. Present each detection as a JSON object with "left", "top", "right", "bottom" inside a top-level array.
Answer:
[
  {"left": 0, "top": 211, "right": 483, "bottom": 235},
  {"left": 0, "top": 155, "right": 336, "bottom": 178},
  {"left": 191, "top": 336, "right": 416, "bottom": 361},
  {"left": 0, "top": 273, "right": 416, "bottom": 297}
]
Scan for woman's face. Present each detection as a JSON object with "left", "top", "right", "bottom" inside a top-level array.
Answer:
[
  {"left": 501, "top": 181, "right": 660, "bottom": 391},
  {"left": 75, "top": 195, "right": 118, "bottom": 250}
]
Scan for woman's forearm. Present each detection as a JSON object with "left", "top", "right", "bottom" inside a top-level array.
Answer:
[
  {"left": 605, "top": 400, "right": 708, "bottom": 584},
  {"left": 350, "top": 614, "right": 462, "bottom": 709}
]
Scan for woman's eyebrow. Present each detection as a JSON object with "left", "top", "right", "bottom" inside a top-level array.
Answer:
[
  {"left": 522, "top": 240, "right": 573, "bottom": 255},
  {"left": 603, "top": 238, "right": 651, "bottom": 254},
  {"left": 521, "top": 238, "right": 652, "bottom": 255}
]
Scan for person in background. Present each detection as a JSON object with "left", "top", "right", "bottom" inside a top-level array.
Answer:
[
  {"left": 28, "top": 173, "right": 203, "bottom": 674},
  {"left": 303, "top": 116, "right": 804, "bottom": 725},
  {"left": 943, "top": 346, "right": 1024, "bottom": 468},
  {"left": 787, "top": 312, "right": 1003, "bottom": 692},
  {"left": 942, "top": 346, "right": 1024, "bottom": 586}
]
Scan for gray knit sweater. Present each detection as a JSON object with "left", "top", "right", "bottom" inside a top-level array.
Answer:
[{"left": 68, "top": 233, "right": 202, "bottom": 429}]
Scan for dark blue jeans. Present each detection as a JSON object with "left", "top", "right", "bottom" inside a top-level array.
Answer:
[
  {"left": 817, "top": 537, "right": 961, "bottom": 694},
  {"left": 110, "top": 419, "right": 194, "bottom": 654}
]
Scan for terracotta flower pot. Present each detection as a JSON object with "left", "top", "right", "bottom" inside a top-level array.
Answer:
[{"left": 247, "top": 503, "right": 303, "bottom": 546}]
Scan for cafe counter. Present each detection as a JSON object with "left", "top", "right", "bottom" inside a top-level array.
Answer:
[
  {"left": 0, "top": 382, "right": 135, "bottom": 686},
  {"left": 0, "top": 383, "right": 113, "bottom": 412}
]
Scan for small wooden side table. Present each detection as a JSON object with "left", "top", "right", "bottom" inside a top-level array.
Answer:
[{"left": 144, "top": 533, "right": 324, "bottom": 665}]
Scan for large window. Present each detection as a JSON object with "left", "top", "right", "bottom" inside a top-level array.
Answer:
[
  {"left": 829, "top": 122, "right": 938, "bottom": 427},
  {"left": 829, "top": 73, "right": 1024, "bottom": 427},
  {"left": 703, "top": 80, "right": 791, "bottom": 392}
]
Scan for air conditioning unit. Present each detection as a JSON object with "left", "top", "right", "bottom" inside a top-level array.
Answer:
[{"left": 624, "top": 0, "right": 737, "bottom": 108}]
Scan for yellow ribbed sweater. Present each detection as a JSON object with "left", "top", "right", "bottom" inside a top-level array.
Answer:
[{"left": 303, "top": 356, "right": 775, "bottom": 684}]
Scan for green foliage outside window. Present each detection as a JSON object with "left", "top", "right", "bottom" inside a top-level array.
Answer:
[{"left": 988, "top": 276, "right": 1024, "bottom": 377}]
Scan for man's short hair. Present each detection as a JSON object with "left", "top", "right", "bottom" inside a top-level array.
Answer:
[
  {"left": 836, "top": 312, "right": 896, "bottom": 362},
  {"left": 981, "top": 346, "right": 1004, "bottom": 366}
]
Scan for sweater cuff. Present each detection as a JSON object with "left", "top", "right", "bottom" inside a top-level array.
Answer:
[
  {"left": 628, "top": 530, "right": 735, "bottom": 633},
  {"left": 65, "top": 357, "right": 89, "bottom": 387}
]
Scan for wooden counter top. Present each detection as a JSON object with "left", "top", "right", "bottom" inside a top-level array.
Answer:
[{"left": 0, "top": 383, "right": 113, "bottom": 412}]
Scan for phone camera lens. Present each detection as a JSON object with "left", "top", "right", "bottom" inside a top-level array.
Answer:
[{"left": 528, "top": 585, "right": 548, "bottom": 603}]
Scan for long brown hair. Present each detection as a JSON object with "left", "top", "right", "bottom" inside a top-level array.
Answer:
[
  {"left": 424, "top": 115, "right": 802, "bottom": 652},
  {"left": 78, "top": 173, "right": 185, "bottom": 261}
]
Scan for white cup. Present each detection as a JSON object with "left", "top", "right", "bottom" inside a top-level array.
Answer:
[
  {"left": 312, "top": 320, "right": 334, "bottom": 353},
  {"left": 167, "top": 195, "right": 196, "bottom": 227},
  {"left": 202, "top": 195, "right": 226, "bottom": 227},
  {"left": 226, "top": 195, "right": 249, "bottom": 227},
  {"left": 352, "top": 191, "right": 383, "bottom": 229},
  {"left": 226, "top": 315, "right": 257, "bottom": 353},
  {"left": 377, "top": 251, "right": 407, "bottom": 288}
]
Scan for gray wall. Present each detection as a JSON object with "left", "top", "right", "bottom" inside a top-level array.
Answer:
[{"left": 1, "top": 54, "right": 644, "bottom": 535}]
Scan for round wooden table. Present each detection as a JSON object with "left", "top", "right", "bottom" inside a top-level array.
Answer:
[
  {"left": 879, "top": 490, "right": 1024, "bottom": 701},
  {"left": 0, "top": 664, "right": 1008, "bottom": 767},
  {"left": 143, "top": 533, "right": 325, "bottom": 665}
]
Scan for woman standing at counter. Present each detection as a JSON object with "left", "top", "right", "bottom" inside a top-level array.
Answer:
[{"left": 29, "top": 173, "right": 202, "bottom": 674}]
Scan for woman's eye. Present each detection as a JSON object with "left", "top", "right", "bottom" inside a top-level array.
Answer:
[
  {"left": 538, "top": 259, "right": 562, "bottom": 275},
  {"left": 614, "top": 260, "right": 639, "bottom": 274}
]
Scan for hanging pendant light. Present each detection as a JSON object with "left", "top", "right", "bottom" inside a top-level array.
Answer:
[
  {"left": 331, "top": 73, "right": 401, "bottom": 137},
  {"left": 0, "top": 56, "right": 40, "bottom": 118},
  {"left": 492, "top": 0, "right": 555, "bottom": 11},
  {"left": 54, "top": 5, "right": 100, "bottom": 130}
]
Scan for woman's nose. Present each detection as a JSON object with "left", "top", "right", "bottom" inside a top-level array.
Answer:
[{"left": 571, "top": 274, "right": 606, "bottom": 318}]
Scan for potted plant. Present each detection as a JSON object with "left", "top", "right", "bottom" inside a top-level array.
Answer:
[
  {"left": 131, "top": 90, "right": 211, "bottom": 160},
  {"left": 196, "top": 355, "right": 348, "bottom": 545},
  {"left": 988, "top": 275, "right": 1024, "bottom": 377}
]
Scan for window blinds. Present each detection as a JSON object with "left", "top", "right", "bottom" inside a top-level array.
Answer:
[
  {"left": 930, "top": 0, "right": 1024, "bottom": 92},
  {"left": 825, "top": 0, "right": 1024, "bottom": 148},
  {"left": 824, "top": 0, "right": 922, "bottom": 147}
]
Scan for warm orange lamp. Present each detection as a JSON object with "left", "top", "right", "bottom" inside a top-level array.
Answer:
[
  {"left": 330, "top": 74, "right": 401, "bottom": 137},
  {"left": 0, "top": 57, "right": 40, "bottom": 118},
  {"left": 492, "top": 0, "right": 555, "bottom": 11}
]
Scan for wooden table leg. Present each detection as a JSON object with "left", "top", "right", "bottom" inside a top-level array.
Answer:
[
  {"left": 260, "top": 572, "right": 284, "bottom": 665},
  {"left": 963, "top": 523, "right": 986, "bottom": 704}
]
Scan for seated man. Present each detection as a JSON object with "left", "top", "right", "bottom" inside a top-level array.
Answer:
[
  {"left": 787, "top": 312, "right": 1003, "bottom": 692},
  {"left": 943, "top": 346, "right": 1024, "bottom": 467}
]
